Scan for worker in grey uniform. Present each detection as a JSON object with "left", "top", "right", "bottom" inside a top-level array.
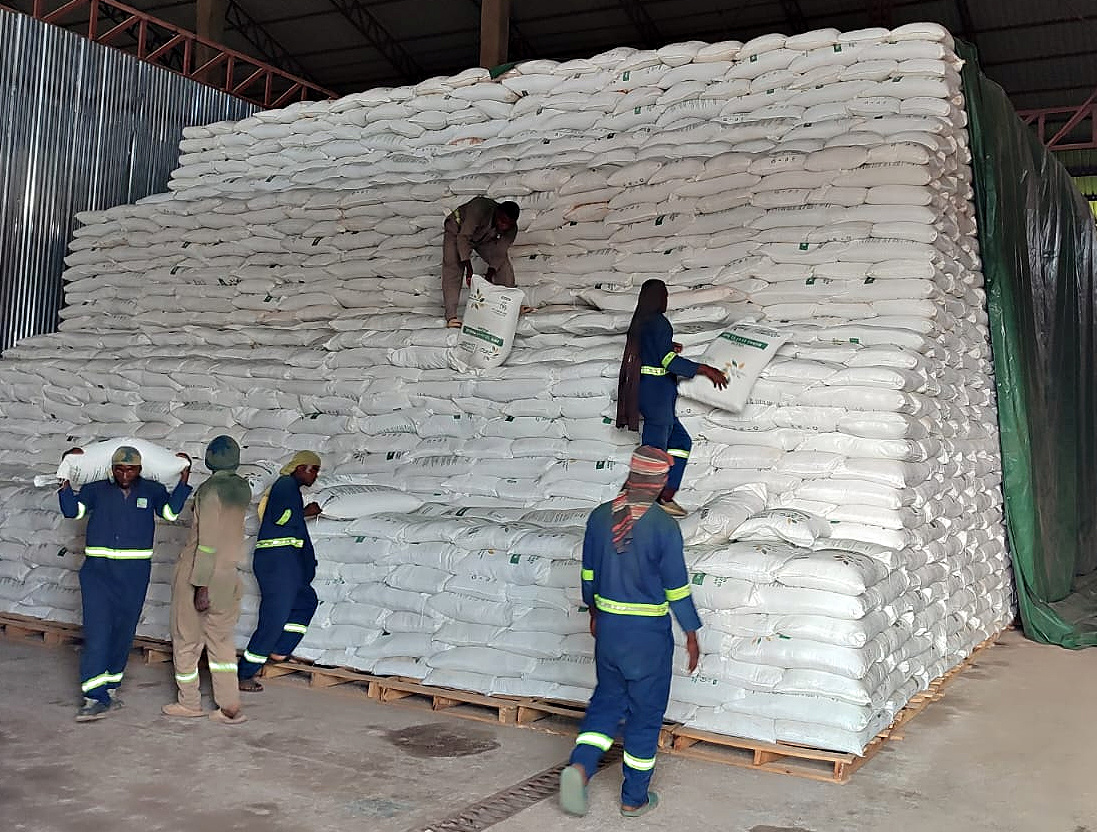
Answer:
[{"left": 441, "top": 196, "right": 521, "bottom": 328}]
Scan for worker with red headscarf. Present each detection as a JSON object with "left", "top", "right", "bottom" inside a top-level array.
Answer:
[{"left": 615, "top": 279, "right": 727, "bottom": 517}]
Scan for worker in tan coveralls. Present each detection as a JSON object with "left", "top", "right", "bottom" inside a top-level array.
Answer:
[
  {"left": 162, "top": 435, "right": 252, "bottom": 725},
  {"left": 441, "top": 196, "right": 522, "bottom": 328}
]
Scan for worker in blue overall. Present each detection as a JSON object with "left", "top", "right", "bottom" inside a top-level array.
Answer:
[
  {"left": 559, "top": 446, "right": 702, "bottom": 818},
  {"left": 237, "top": 451, "right": 322, "bottom": 691},
  {"left": 616, "top": 279, "right": 727, "bottom": 517},
  {"left": 59, "top": 445, "right": 192, "bottom": 722}
]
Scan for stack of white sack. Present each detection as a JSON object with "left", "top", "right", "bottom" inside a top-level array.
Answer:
[{"left": 0, "top": 22, "right": 1014, "bottom": 754}]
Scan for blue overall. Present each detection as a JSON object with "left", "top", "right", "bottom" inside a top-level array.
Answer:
[
  {"left": 569, "top": 501, "right": 702, "bottom": 808},
  {"left": 238, "top": 475, "right": 318, "bottom": 680},
  {"left": 60, "top": 477, "right": 192, "bottom": 703},
  {"left": 637, "top": 313, "right": 699, "bottom": 492}
]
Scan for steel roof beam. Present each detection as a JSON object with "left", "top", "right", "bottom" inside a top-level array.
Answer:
[
  {"left": 224, "top": 0, "right": 321, "bottom": 84},
  {"left": 326, "top": 0, "right": 423, "bottom": 84}
]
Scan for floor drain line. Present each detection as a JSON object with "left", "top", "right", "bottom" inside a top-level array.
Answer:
[{"left": 409, "top": 750, "right": 622, "bottom": 832}]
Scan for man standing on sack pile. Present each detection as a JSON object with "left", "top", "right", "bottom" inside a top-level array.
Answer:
[
  {"left": 163, "top": 436, "right": 251, "bottom": 725},
  {"left": 617, "top": 279, "right": 728, "bottom": 517},
  {"left": 59, "top": 445, "right": 192, "bottom": 722},
  {"left": 559, "top": 445, "right": 702, "bottom": 819},
  {"left": 237, "top": 451, "right": 322, "bottom": 692},
  {"left": 441, "top": 196, "right": 531, "bottom": 328}
]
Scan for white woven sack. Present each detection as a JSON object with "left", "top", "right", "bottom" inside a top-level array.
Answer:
[
  {"left": 46, "top": 438, "right": 189, "bottom": 487},
  {"left": 678, "top": 324, "right": 788, "bottom": 413},
  {"left": 449, "top": 275, "right": 525, "bottom": 372}
]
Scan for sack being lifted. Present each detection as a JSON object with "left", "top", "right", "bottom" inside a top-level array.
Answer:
[
  {"left": 449, "top": 274, "right": 525, "bottom": 372},
  {"left": 678, "top": 323, "right": 788, "bottom": 412},
  {"left": 36, "top": 437, "right": 190, "bottom": 487}
]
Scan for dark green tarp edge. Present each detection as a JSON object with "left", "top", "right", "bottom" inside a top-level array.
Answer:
[{"left": 958, "top": 42, "right": 1097, "bottom": 647}]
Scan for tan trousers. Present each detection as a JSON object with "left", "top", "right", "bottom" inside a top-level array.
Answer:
[
  {"left": 441, "top": 216, "right": 516, "bottom": 319},
  {"left": 170, "top": 576, "right": 241, "bottom": 713}
]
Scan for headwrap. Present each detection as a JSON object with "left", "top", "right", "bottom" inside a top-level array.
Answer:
[
  {"left": 615, "top": 279, "right": 669, "bottom": 432},
  {"left": 610, "top": 446, "right": 673, "bottom": 554},
  {"left": 111, "top": 446, "right": 142, "bottom": 466},
  {"left": 279, "top": 450, "right": 321, "bottom": 476},
  {"left": 259, "top": 451, "right": 321, "bottom": 521},
  {"left": 205, "top": 435, "right": 240, "bottom": 472},
  {"left": 498, "top": 200, "right": 520, "bottom": 221}
]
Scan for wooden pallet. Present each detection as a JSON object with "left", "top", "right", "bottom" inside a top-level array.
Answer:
[{"left": 0, "top": 611, "right": 1002, "bottom": 783}]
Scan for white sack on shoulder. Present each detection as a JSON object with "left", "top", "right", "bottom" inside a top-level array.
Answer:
[{"left": 47, "top": 437, "right": 189, "bottom": 487}]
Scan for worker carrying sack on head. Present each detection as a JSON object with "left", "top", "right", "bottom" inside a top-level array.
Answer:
[
  {"left": 559, "top": 446, "right": 702, "bottom": 820},
  {"left": 237, "top": 451, "right": 322, "bottom": 692},
  {"left": 616, "top": 279, "right": 728, "bottom": 518},
  {"left": 163, "top": 436, "right": 252, "bottom": 725},
  {"left": 59, "top": 444, "right": 192, "bottom": 723},
  {"left": 441, "top": 196, "right": 531, "bottom": 328}
]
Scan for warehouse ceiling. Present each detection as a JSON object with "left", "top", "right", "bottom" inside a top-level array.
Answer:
[{"left": 9, "top": 0, "right": 1096, "bottom": 112}]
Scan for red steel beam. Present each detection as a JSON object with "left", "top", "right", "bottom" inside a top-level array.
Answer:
[
  {"left": 19, "top": 0, "right": 338, "bottom": 108},
  {"left": 1017, "top": 90, "right": 1097, "bottom": 151}
]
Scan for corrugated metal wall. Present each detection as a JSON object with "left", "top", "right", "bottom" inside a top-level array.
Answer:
[{"left": 0, "top": 8, "right": 257, "bottom": 352}]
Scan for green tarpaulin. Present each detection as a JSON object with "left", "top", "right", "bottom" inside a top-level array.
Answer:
[{"left": 959, "top": 43, "right": 1097, "bottom": 647}]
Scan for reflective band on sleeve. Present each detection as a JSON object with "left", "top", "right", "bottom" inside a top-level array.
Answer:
[
  {"left": 162, "top": 505, "right": 180, "bottom": 521},
  {"left": 661, "top": 351, "right": 677, "bottom": 369},
  {"left": 575, "top": 732, "right": 614, "bottom": 751},
  {"left": 243, "top": 650, "right": 267, "bottom": 665},
  {"left": 75, "top": 503, "right": 86, "bottom": 520},
  {"left": 664, "top": 584, "right": 692, "bottom": 602},
  {"left": 640, "top": 365, "right": 666, "bottom": 376},
  {"left": 255, "top": 537, "right": 305, "bottom": 549},
  {"left": 594, "top": 595, "right": 668, "bottom": 617},
  {"left": 208, "top": 661, "right": 238, "bottom": 673},
  {"left": 275, "top": 509, "right": 292, "bottom": 526},
  {"left": 197, "top": 545, "right": 216, "bottom": 554},
  {"left": 84, "top": 547, "right": 153, "bottom": 560},
  {"left": 623, "top": 750, "right": 656, "bottom": 771},
  {"left": 453, "top": 207, "right": 461, "bottom": 225},
  {"left": 668, "top": 448, "right": 690, "bottom": 459},
  {"left": 581, "top": 569, "right": 594, "bottom": 581},
  {"left": 175, "top": 669, "right": 199, "bottom": 684},
  {"left": 283, "top": 623, "right": 308, "bottom": 635}
]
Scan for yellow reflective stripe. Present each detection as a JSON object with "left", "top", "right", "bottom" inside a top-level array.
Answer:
[
  {"left": 162, "top": 504, "right": 181, "bottom": 521},
  {"left": 594, "top": 594, "right": 668, "bottom": 617},
  {"left": 197, "top": 544, "right": 216, "bottom": 554},
  {"left": 81, "top": 673, "right": 113, "bottom": 692},
  {"left": 255, "top": 537, "right": 304, "bottom": 549},
  {"left": 668, "top": 448, "right": 690, "bottom": 459},
  {"left": 75, "top": 502, "right": 87, "bottom": 520},
  {"left": 243, "top": 650, "right": 267, "bottom": 664},
  {"left": 208, "top": 662, "right": 238, "bottom": 673},
  {"left": 640, "top": 365, "right": 666, "bottom": 376},
  {"left": 623, "top": 750, "right": 656, "bottom": 771},
  {"left": 661, "top": 351, "right": 677, "bottom": 369},
  {"left": 581, "top": 568, "right": 594, "bottom": 581},
  {"left": 453, "top": 207, "right": 461, "bottom": 225},
  {"left": 664, "top": 584, "right": 692, "bottom": 602},
  {"left": 175, "top": 670, "right": 199, "bottom": 683},
  {"left": 275, "top": 509, "right": 292, "bottom": 526},
  {"left": 85, "top": 547, "right": 153, "bottom": 559},
  {"left": 576, "top": 732, "right": 614, "bottom": 751},
  {"left": 283, "top": 623, "right": 308, "bottom": 635}
]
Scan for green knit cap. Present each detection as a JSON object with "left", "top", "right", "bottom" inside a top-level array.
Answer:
[{"left": 205, "top": 435, "right": 240, "bottom": 472}]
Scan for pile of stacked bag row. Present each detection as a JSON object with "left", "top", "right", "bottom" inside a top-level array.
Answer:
[{"left": 0, "top": 22, "right": 1013, "bottom": 754}]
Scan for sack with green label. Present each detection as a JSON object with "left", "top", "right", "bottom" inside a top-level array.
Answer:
[
  {"left": 449, "top": 274, "right": 526, "bottom": 372},
  {"left": 678, "top": 323, "right": 789, "bottom": 412}
]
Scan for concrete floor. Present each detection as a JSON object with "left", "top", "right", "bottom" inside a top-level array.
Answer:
[{"left": 2, "top": 628, "right": 1094, "bottom": 832}]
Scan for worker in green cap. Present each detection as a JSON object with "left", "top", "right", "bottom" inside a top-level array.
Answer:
[
  {"left": 164, "top": 436, "right": 252, "bottom": 724},
  {"left": 59, "top": 443, "right": 192, "bottom": 722},
  {"left": 237, "top": 451, "right": 322, "bottom": 691}
]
